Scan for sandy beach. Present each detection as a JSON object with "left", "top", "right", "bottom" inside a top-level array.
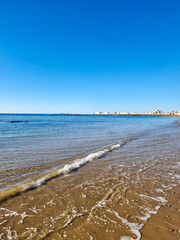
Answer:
[
  {"left": 0, "top": 118, "right": 179, "bottom": 239},
  {"left": 0, "top": 155, "right": 179, "bottom": 239}
]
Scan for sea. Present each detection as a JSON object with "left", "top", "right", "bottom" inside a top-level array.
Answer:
[{"left": 0, "top": 114, "right": 180, "bottom": 239}]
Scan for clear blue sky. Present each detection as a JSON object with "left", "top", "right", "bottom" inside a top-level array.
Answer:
[{"left": 0, "top": 0, "right": 180, "bottom": 113}]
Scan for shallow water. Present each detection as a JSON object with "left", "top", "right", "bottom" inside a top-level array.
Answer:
[
  {"left": 0, "top": 114, "right": 179, "bottom": 189},
  {"left": 0, "top": 115, "right": 180, "bottom": 239}
]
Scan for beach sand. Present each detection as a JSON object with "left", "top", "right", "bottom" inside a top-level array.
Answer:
[
  {"left": 141, "top": 186, "right": 180, "bottom": 240},
  {"left": 0, "top": 127, "right": 180, "bottom": 239},
  {"left": 0, "top": 151, "right": 179, "bottom": 239}
]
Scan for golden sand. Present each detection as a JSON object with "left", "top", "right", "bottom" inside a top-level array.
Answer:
[
  {"left": 0, "top": 153, "right": 179, "bottom": 239},
  {"left": 141, "top": 186, "right": 180, "bottom": 240},
  {"left": 0, "top": 137, "right": 179, "bottom": 239}
]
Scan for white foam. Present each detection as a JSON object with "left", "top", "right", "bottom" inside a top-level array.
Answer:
[
  {"left": 58, "top": 149, "right": 109, "bottom": 175},
  {"left": 4, "top": 227, "right": 18, "bottom": 240},
  {"left": 47, "top": 199, "right": 55, "bottom": 206},
  {"left": 155, "top": 188, "right": 165, "bottom": 193},
  {"left": 155, "top": 205, "right": 161, "bottom": 211},
  {"left": 0, "top": 208, "right": 33, "bottom": 224},
  {"left": 139, "top": 194, "right": 167, "bottom": 203},
  {"left": 137, "top": 205, "right": 161, "bottom": 222},
  {"left": 107, "top": 209, "right": 143, "bottom": 240},
  {"left": 26, "top": 140, "right": 128, "bottom": 190},
  {"left": 29, "top": 206, "right": 42, "bottom": 213},
  {"left": 137, "top": 213, "right": 151, "bottom": 222},
  {"left": 0, "top": 220, "right": 7, "bottom": 225}
]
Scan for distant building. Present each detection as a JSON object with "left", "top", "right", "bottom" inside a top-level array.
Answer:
[
  {"left": 119, "top": 112, "right": 129, "bottom": 115},
  {"left": 94, "top": 112, "right": 102, "bottom": 115},
  {"left": 93, "top": 111, "right": 111, "bottom": 115},
  {"left": 103, "top": 111, "right": 110, "bottom": 115},
  {"left": 171, "top": 110, "right": 180, "bottom": 115},
  {"left": 175, "top": 111, "right": 180, "bottom": 116},
  {"left": 154, "top": 109, "right": 164, "bottom": 114}
]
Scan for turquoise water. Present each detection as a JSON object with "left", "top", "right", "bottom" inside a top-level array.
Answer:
[{"left": 0, "top": 114, "right": 179, "bottom": 189}]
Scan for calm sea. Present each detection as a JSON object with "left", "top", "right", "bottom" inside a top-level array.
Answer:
[{"left": 0, "top": 114, "right": 179, "bottom": 191}]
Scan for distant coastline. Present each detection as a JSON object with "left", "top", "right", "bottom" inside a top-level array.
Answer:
[
  {"left": 0, "top": 112, "right": 180, "bottom": 117},
  {"left": 92, "top": 109, "right": 180, "bottom": 117},
  {"left": 91, "top": 113, "right": 180, "bottom": 117}
]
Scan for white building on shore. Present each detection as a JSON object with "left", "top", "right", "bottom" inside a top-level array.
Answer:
[
  {"left": 94, "top": 112, "right": 102, "bottom": 115},
  {"left": 93, "top": 111, "right": 110, "bottom": 115},
  {"left": 103, "top": 111, "right": 110, "bottom": 115}
]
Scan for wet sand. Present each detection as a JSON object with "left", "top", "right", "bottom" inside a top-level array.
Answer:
[
  {"left": 0, "top": 136, "right": 179, "bottom": 239},
  {"left": 141, "top": 186, "right": 180, "bottom": 240}
]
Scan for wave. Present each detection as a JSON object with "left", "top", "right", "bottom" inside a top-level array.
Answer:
[{"left": 0, "top": 138, "right": 133, "bottom": 203}]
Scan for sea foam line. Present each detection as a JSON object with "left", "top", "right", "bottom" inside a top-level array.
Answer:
[
  {"left": 106, "top": 209, "right": 143, "bottom": 240},
  {"left": 0, "top": 138, "right": 132, "bottom": 203}
]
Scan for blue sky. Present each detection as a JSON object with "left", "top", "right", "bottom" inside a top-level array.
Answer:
[{"left": 0, "top": 0, "right": 180, "bottom": 113}]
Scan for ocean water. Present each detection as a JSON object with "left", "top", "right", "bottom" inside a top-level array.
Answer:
[
  {"left": 0, "top": 114, "right": 178, "bottom": 190},
  {"left": 0, "top": 114, "right": 180, "bottom": 239}
]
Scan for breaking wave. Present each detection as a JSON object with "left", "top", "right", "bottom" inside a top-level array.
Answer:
[{"left": 0, "top": 138, "right": 133, "bottom": 203}]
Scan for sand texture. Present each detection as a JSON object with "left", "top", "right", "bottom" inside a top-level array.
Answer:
[{"left": 141, "top": 186, "right": 180, "bottom": 240}]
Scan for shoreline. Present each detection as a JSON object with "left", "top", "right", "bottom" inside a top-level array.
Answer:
[
  {"left": 91, "top": 113, "right": 180, "bottom": 117},
  {"left": 0, "top": 113, "right": 180, "bottom": 117}
]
